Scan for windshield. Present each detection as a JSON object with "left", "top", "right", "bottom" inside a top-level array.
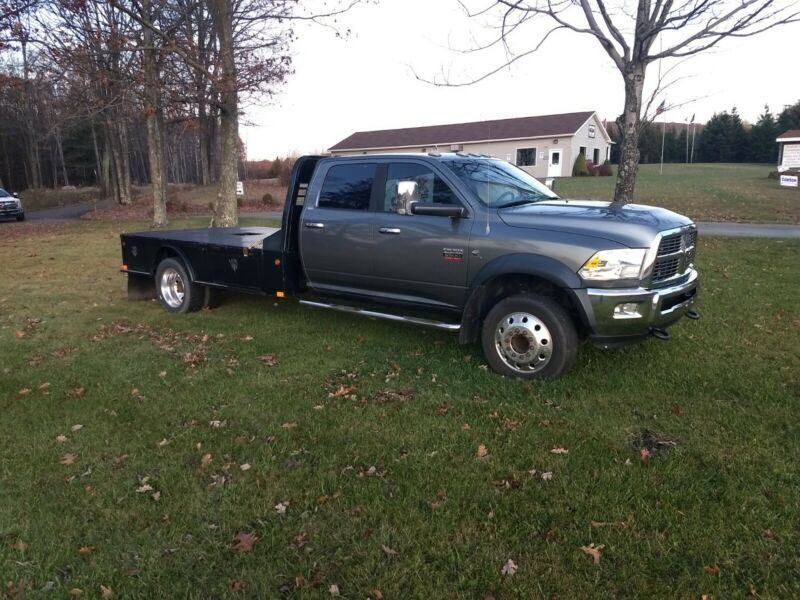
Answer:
[
  {"left": 444, "top": 158, "right": 558, "bottom": 208},
  {"left": 0, "top": 189, "right": 10, "bottom": 198}
]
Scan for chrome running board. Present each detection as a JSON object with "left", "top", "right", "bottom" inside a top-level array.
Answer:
[{"left": 299, "top": 300, "right": 461, "bottom": 331}]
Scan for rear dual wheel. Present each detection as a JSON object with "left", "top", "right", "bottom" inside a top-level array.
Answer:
[
  {"left": 481, "top": 294, "right": 577, "bottom": 379},
  {"left": 155, "top": 258, "right": 204, "bottom": 314}
]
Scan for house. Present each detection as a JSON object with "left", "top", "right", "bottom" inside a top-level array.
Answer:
[
  {"left": 328, "top": 111, "right": 613, "bottom": 178},
  {"left": 776, "top": 130, "right": 800, "bottom": 171}
]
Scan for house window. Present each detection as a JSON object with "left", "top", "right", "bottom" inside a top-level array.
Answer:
[
  {"left": 579, "top": 146, "right": 587, "bottom": 157},
  {"left": 516, "top": 148, "right": 537, "bottom": 167},
  {"left": 588, "top": 125, "right": 596, "bottom": 138},
  {"left": 593, "top": 148, "right": 600, "bottom": 164}
]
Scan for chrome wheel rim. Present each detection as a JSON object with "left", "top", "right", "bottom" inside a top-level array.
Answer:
[
  {"left": 494, "top": 312, "right": 553, "bottom": 373},
  {"left": 160, "top": 267, "right": 185, "bottom": 308}
]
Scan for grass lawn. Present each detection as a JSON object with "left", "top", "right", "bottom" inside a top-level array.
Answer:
[
  {"left": 556, "top": 163, "right": 800, "bottom": 225},
  {"left": 1, "top": 219, "right": 799, "bottom": 598}
]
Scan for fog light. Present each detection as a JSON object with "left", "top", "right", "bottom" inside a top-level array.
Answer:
[{"left": 613, "top": 302, "right": 641, "bottom": 319}]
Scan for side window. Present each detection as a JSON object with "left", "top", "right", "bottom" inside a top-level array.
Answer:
[
  {"left": 516, "top": 148, "right": 537, "bottom": 167},
  {"left": 383, "top": 163, "right": 458, "bottom": 214},
  {"left": 318, "top": 163, "right": 376, "bottom": 210}
]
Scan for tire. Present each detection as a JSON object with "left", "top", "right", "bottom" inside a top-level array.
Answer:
[
  {"left": 155, "top": 258, "right": 204, "bottom": 314},
  {"left": 481, "top": 294, "right": 578, "bottom": 379}
]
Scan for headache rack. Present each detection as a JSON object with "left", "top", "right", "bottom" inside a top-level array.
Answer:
[{"left": 650, "top": 226, "right": 697, "bottom": 286}]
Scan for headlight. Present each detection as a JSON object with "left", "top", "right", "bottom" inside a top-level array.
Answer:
[{"left": 579, "top": 248, "right": 646, "bottom": 281}]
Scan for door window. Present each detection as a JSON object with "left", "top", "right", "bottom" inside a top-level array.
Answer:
[
  {"left": 551, "top": 152, "right": 560, "bottom": 165},
  {"left": 318, "top": 163, "right": 376, "bottom": 210},
  {"left": 383, "top": 163, "right": 458, "bottom": 214}
]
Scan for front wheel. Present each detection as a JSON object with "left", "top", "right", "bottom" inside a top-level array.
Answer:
[
  {"left": 155, "top": 258, "right": 203, "bottom": 314},
  {"left": 481, "top": 294, "right": 578, "bottom": 379}
]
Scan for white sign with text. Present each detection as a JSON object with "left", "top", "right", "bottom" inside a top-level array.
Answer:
[
  {"left": 779, "top": 175, "right": 799, "bottom": 187},
  {"left": 781, "top": 144, "right": 800, "bottom": 168}
]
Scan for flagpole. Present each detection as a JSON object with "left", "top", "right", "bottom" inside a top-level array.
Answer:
[
  {"left": 690, "top": 123, "right": 696, "bottom": 164},
  {"left": 660, "top": 118, "right": 666, "bottom": 175}
]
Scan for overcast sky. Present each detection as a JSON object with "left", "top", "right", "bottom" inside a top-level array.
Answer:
[{"left": 240, "top": 0, "right": 800, "bottom": 161}]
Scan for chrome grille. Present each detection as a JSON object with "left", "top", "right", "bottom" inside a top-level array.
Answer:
[{"left": 651, "top": 226, "right": 697, "bottom": 284}]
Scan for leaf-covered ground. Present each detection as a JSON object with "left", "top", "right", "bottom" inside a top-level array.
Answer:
[
  {"left": 557, "top": 163, "right": 800, "bottom": 224},
  {"left": 1, "top": 219, "right": 799, "bottom": 598}
]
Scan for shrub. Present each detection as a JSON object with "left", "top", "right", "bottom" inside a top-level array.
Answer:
[
  {"left": 599, "top": 161, "right": 614, "bottom": 177},
  {"left": 585, "top": 159, "right": 600, "bottom": 176},
  {"left": 261, "top": 192, "right": 274, "bottom": 205},
  {"left": 236, "top": 196, "right": 243, "bottom": 208},
  {"left": 572, "top": 152, "right": 590, "bottom": 176}
]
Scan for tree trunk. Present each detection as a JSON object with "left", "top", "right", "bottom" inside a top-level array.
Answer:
[
  {"left": 142, "top": 0, "right": 168, "bottom": 228},
  {"left": 612, "top": 62, "right": 646, "bottom": 204},
  {"left": 107, "top": 120, "right": 132, "bottom": 205},
  {"left": 208, "top": 0, "right": 239, "bottom": 227},
  {"left": 56, "top": 128, "right": 69, "bottom": 187}
]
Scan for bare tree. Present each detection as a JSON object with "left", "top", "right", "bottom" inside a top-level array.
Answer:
[{"left": 439, "top": 0, "right": 800, "bottom": 203}]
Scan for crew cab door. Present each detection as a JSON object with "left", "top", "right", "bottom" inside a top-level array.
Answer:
[
  {"left": 299, "top": 162, "right": 378, "bottom": 295},
  {"left": 370, "top": 161, "right": 472, "bottom": 309}
]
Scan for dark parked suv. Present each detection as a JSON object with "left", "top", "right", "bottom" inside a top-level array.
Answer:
[{"left": 0, "top": 189, "right": 24, "bottom": 221}]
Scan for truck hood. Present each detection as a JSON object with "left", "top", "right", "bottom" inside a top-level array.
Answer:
[{"left": 498, "top": 200, "right": 693, "bottom": 248}]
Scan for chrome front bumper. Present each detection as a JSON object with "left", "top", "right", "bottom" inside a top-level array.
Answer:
[{"left": 575, "top": 268, "right": 699, "bottom": 345}]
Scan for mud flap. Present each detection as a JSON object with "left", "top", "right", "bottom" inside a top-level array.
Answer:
[{"left": 127, "top": 274, "right": 155, "bottom": 301}]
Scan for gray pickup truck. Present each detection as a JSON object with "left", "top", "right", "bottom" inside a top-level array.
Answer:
[{"left": 120, "top": 153, "right": 699, "bottom": 379}]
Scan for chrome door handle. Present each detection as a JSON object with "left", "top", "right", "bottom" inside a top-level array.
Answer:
[
  {"left": 304, "top": 222, "right": 325, "bottom": 229},
  {"left": 379, "top": 227, "right": 401, "bottom": 234}
]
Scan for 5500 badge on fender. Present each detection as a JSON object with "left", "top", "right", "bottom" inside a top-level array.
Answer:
[{"left": 442, "top": 247, "right": 464, "bottom": 261}]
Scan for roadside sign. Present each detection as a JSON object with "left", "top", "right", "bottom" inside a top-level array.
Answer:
[
  {"left": 779, "top": 175, "right": 798, "bottom": 188},
  {"left": 235, "top": 181, "right": 244, "bottom": 196}
]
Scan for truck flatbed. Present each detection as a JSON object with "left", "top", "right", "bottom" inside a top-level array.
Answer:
[{"left": 125, "top": 226, "right": 282, "bottom": 248}]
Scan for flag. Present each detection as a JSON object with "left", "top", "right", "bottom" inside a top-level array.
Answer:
[
  {"left": 690, "top": 113, "right": 695, "bottom": 123},
  {"left": 655, "top": 100, "right": 666, "bottom": 116}
]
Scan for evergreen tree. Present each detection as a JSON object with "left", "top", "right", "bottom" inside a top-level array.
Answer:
[
  {"left": 777, "top": 100, "right": 800, "bottom": 132},
  {"left": 697, "top": 109, "right": 748, "bottom": 163},
  {"left": 729, "top": 107, "right": 749, "bottom": 162},
  {"left": 748, "top": 105, "right": 779, "bottom": 163}
]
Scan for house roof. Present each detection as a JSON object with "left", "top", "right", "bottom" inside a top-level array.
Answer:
[
  {"left": 777, "top": 129, "right": 800, "bottom": 141},
  {"left": 329, "top": 111, "right": 599, "bottom": 151}
]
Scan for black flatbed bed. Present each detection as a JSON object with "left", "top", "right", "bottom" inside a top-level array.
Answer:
[{"left": 127, "top": 226, "right": 281, "bottom": 248}]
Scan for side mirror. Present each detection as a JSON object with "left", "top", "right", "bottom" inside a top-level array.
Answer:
[
  {"left": 12, "top": 192, "right": 19, "bottom": 198},
  {"left": 410, "top": 202, "right": 465, "bottom": 218},
  {"left": 394, "top": 180, "right": 419, "bottom": 215}
]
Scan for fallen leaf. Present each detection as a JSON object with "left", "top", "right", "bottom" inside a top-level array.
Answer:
[
  {"left": 762, "top": 529, "right": 776, "bottom": 540},
  {"left": 38, "top": 382, "right": 51, "bottom": 391},
  {"left": 704, "top": 565, "right": 720, "bottom": 575},
  {"left": 157, "top": 438, "right": 169, "bottom": 447},
  {"left": 381, "top": 544, "right": 397, "bottom": 557},
  {"left": 71, "top": 424, "right": 83, "bottom": 432},
  {"left": 209, "top": 419, "right": 226, "bottom": 428},
  {"left": 540, "top": 471, "right": 554, "bottom": 481},
  {"left": 56, "top": 434, "right": 68, "bottom": 443},
  {"left": 131, "top": 388, "right": 142, "bottom": 398},
  {"left": 60, "top": 453, "right": 77, "bottom": 465},
  {"left": 228, "top": 580, "right": 246, "bottom": 592},
  {"left": 201, "top": 453, "right": 212, "bottom": 468},
  {"left": 275, "top": 501, "right": 289, "bottom": 514},
  {"left": 501, "top": 558, "right": 518, "bottom": 576},
  {"left": 281, "top": 421, "right": 298, "bottom": 429},
  {"left": 15, "top": 330, "right": 25, "bottom": 338},
  {"left": 640, "top": 447, "right": 651, "bottom": 460},
  {"left": 476, "top": 444, "right": 488, "bottom": 459},
  {"left": 100, "top": 585, "right": 113, "bottom": 598},
  {"left": 232, "top": 532, "right": 258, "bottom": 552},
  {"left": 239, "top": 463, "right": 251, "bottom": 471},
  {"left": 242, "top": 335, "right": 254, "bottom": 341},
  {"left": 591, "top": 520, "right": 627, "bottom": 529},
  {"left": 69, "top": 589, "right": 82, "bottom": 597},
  {"left": 12, "top": 539, "right": 28, "bottom": 552},
  {"left": 136, "top": 484, "right": 153, "bottom": 493},
  {"left": 68, "top": 387, "right": 86, "bottom": 398},
  {"left": 258, "top": 354, "right": 278, "bottom": 366},
  {"left": 550, "top": 447, "right": 569, "bottom": 455},
  {"left": 78, "top": 545, "right": 96, "bottom": 555},
  {"left": 329, "top": 584, "right": 340, "bottom": 596},
  {"left": 19, "top": 388, "right": 32, "bottom": 396},
  {"left": 580, "top": 543, "right": 605, "bottom": 564},
  {"left": 371, "top": 590, "right": 384, "bottom": 600},
  {"left": 331, "top": 384, "right": 358, "bottom": 397}
]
